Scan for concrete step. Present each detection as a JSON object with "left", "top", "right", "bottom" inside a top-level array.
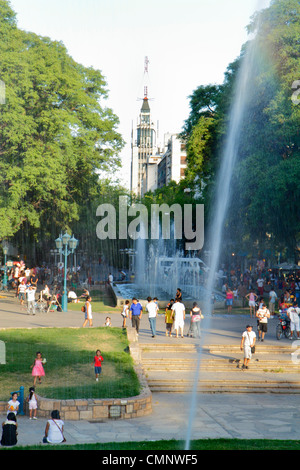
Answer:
[
  {"left": 142, "top": 360, "right": 300, "bottom": 372},
  {"left": 148, "top": 379, "right": 300, "bottom": 393},
  {"left": 139, "top": 342, "right": 300, "bottom": 394},
  {"left": 140, "top": 343, "right": 294, "bottom": 354},
  {"left": 204, "top": 344, "right": 294, "bottom": 354}
]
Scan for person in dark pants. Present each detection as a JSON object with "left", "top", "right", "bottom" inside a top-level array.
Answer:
[
  {"left": 129, "top": 298, "right": 143, "bottom": 335},
  {"left": 1, "top": 413, "right": 18, "bottom": 447}
]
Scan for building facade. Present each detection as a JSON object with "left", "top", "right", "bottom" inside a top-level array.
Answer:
[
  {"left": 130, "top": 94, "right": 187, "bottom": 196},
  {"left": 130, "top": 93, "right": 158, "bottom": 197},
  {"left": 157, "top": 133, "right": 187, "bottom": 189}
]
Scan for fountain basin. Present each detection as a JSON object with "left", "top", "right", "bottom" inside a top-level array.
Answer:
[{"left": 110, "top": 282, "right": 225, "bottom": 311}]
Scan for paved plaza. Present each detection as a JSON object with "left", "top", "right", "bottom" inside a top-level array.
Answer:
[{"left": 1, "top": 291, "right": 300, "bottom": 448}]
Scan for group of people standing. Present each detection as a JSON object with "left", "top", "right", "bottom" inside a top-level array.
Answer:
[{"left": 121, "top": 288, "right": 204, "bottom": 339}]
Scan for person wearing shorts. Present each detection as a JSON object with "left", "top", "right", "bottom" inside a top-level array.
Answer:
[
  {"left": 288, "top": 302, "right": 300, "bottom": 339},
  {"left": 27, "top": 387, "right": 38, "bottom": 419},
  {"left": 240, "top": 325, "right": 256, "bottom": 369},
  {"left": 246, "top": 291, "right": 258, "bottom": 318},
  {"left": 82, "top": 296, "right": 93, "bottom": 327},
  {"left": 93, "top": 350, "right": 104, "bottom": 382},
  {"left": 256, "top": 303, "right": 270, "bottom": 341}
]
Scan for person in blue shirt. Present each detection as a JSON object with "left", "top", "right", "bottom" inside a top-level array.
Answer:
[{"left": 129, "top": 298, "right": 143, "bottom": 334}]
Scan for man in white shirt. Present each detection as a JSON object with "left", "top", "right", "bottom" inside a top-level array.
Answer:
[
  {"left": 256, "top": 302, "right": 270, "bottom": 341},
  {"left": 240, "top": 325, "right": 256, "bottom": 369},
  {"left": 256, "top": 277, "right": 264, "bottom": 297},
  {"left": 26, "top": 284, "right": 36, "bottom": 315},
  {"left": 171, "top": 299, "right": 185, "bottom": 338},
  {"left": 146, "top": 297, "right": 158, "bottom": 338},
  {"left": 287, "top": 302, "right": 300, "bottom": 339}
]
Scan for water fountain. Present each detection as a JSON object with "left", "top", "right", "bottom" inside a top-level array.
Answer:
[{"left": 115, "top": 235, "right": 224, "bottom": 308}]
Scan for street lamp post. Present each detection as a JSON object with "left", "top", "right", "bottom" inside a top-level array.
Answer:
[
  {"left": 2, "top": 242, "right": 8, "bottom": 289},
  {"left": 55, "top": 232, "right": 78, "bottom": 312}
]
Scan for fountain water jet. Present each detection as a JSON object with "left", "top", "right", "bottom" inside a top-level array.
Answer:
[{"left": 184, "top": 3, "right": 269, "bottom": 449}]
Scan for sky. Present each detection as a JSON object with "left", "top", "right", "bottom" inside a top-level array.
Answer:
[{"left": 9, "top": 0, "right": 270, "bottom": 188}]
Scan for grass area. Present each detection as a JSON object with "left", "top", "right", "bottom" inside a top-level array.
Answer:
[
  {"left": 0, "top": 328, "right": 140, "bottom": 401},
  {"left": 6, "top": 438, "right": 300, "bottom": 451},
  {"left": 67, "top": 288, "right": 119, "bottom": 315}
]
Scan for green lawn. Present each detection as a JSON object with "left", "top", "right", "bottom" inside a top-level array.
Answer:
[
  {"left": 0, "top": 328, "right": 140, "bottom": 401},
  {"left": 6, "top": 438, "right": 300, "bottom": 451}
]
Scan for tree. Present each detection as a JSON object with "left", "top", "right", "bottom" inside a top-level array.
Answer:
[
  {"left": 0, "top": 1, "right": 124, "bottom": 260},
  {"left": 223, "top": 0, "right": 300, "bottom": 260}
]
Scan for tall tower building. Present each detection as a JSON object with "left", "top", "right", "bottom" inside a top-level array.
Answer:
[{"left": 131, "top": 58, "right": 158, "bottom": 197}]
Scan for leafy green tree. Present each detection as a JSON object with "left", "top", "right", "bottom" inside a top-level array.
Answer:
[
  {"left": 0, "top": 0, "right": 124, "bottom": 260},
  {"left": 181, "top": 0, "right": 300, "bottom": 262}
]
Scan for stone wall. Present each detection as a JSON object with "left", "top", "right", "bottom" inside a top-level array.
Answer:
[{"left": 0, "top": 328, "right": 152, "bottom": 421}]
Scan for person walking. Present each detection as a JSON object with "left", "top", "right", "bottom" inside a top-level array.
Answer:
[
  {"left": 18, "top": 280, "right": 26, "bottom": 305},
  {"left": 26, "top": 284, "right": 36, "bottom": 315},
  {"left": 225, "top": 287, "right": 234, "bottom": 313},
  {"left": 171, "top": 298, "right": 185, "bottom": 338},
  {"left": 268, "top": 287, "right": 278, "bottom": 318},
  {"left": 245, "top": 290, "right": 258, "bottom": 318},
  {"left": 256, "top": 302, "right": 270, "bottom": 342},
  {"left": 240, "top": 325, "right": 256, "bottom": 370},
  {"left": 82, "top": 296, "right": 93, "bottom": 327},
  {"left": 165, "top": 299, "right": 174, "bottom": 337},
  {"left": 189, "top": 302, "right": 203, "bottom": 338},
  {"left": 256, "top": 276, "right": 264, "bottom": 297},
  {"left": 121, "top": 300, "right": 130, "bottom": 328},
  {"left": 129, "top": 298, "right": 143, "bottom": 335},
  {"left": 93, "top": 349, "right": 104, "bottom": 382},
  {"left": 31, "top": 351, "right": 46, "bottom": 385},
  {"left": 145, "top": 297, "right": 158, "bottom": 338},
  {"left": 287, "top": 301, "right": 300, "bottom": 340}
]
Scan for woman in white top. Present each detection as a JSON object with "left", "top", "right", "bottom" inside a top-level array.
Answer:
[
  {"left": 43, "top": 410, "right": 65, "bottom": 444},
  {"left": 121, "top": 300, "right": 130, "bottom": 328},
  {"left": 82, "top": 296, "right": 93, "bottom": 327}
]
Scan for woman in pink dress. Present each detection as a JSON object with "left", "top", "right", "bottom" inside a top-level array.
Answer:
[{"left": 31, "top": 351, "right": 45, "bottom": 385}]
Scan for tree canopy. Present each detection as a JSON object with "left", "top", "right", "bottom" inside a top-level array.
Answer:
[
  {"left": 177, "top": 0, "right": 300, "bottom": 263},
  {"left": 0, "top": 0, "right": 124, "bottom": 260}
]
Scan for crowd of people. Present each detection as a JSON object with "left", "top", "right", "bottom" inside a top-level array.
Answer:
[
  {"left": 1, "top": 260, "right": 88, "bottom": 315},
  {"left": 121, "top": 287, "right": 204, "bottom": 340},
  {"left": 2, "top": 259, "right": 300, "bottom": 445},
  {"left": 219, "top": 263, "right": 300, "bottom": 371}
]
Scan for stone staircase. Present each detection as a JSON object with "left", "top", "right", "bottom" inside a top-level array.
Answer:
[{"left": 139, "top": 342, "right": 300, "bottom": 394}]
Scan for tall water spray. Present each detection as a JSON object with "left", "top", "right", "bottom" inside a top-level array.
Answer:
[{"left": 184, "top": 9, "right": 266, "bottom": 449}]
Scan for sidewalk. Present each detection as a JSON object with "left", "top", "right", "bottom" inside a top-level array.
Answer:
[{"left": 1, "top": 292, "right": 300, "bottom": 447}]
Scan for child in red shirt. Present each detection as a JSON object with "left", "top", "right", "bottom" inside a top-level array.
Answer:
[{"left": 93, "top": 349, "right": 104, "bottom": 382}]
